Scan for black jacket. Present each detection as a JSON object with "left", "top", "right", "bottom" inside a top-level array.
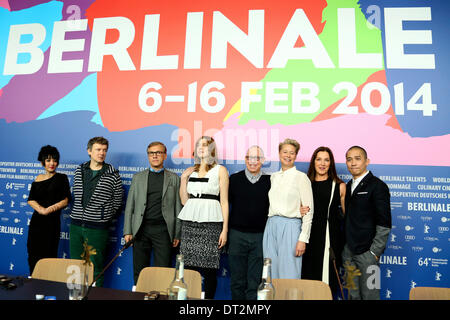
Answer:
[{"left": 344, "top": 171, "right": 391, "bottom": 255}]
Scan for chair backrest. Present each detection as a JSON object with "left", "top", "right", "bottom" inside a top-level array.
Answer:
[
  {"left": 272, "top": 279, "right": 332, "bottom": 300},
  {"left": 32, "top": 258, "right": 94, "bottom": 285},
  {"left": 135, "top": 267, "right": 202, "bottom": 299},
  {"left": 409, "top": 287, "right": 450, "bottom": 300}
]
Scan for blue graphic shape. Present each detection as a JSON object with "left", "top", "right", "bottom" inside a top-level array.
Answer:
[
  {"left": 37, "top": 73, "right": 103, "bottom": 126},
  {"left": 0, "top": 114, "right": 449, "bottom": 298},
  {"left": 0, "top": 1, "right": 63, "bottom": 89},
  {"left": 359, "top": 0, "right": 450, "bottom": 137}
]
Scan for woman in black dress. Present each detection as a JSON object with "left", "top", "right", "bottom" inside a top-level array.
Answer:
[
  {"left": 27, "top": 145, "right": 71, "bottom": 274},
  {"left": 300, "top": 146, "right": 346, "bottom": 299}
]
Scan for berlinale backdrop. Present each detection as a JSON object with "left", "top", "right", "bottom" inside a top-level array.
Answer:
[{"left": 0, "top": 0, "right": 449, "bottom": 300}]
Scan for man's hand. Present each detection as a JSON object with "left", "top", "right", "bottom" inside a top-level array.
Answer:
[{"left": 124, "top": 234, "right": 133, "bottom": 246}]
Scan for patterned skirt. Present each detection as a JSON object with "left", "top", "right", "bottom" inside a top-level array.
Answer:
[{"left": 180, "top": 220, "right": 222, "bottom": 269}]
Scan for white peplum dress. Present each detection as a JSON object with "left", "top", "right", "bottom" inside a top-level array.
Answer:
[{"left": 178, "top": 164, "right": 223, "bottom": 269}]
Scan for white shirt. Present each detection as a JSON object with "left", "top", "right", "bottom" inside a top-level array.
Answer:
[
  {"left": 351, "top": 170, "right": 370, "bottom": 195},
  {"left": 268, "top": 166, "right": 314, "bottom": 243}
]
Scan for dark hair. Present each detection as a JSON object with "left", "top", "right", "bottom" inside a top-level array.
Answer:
[
  {"left": 147, "top": 141, "right": 167, "bottom": 153},
  {"left": 346, "top": 145, "right": 368, "bottom": 160},
  {"left": 87, "top": 136, "right": 109, "bottom": 151},
  {"left": 307, "top": 146, "right": 343, "bottom": 184},
  {"left": 193, "top": 136, "right": 218, "bottom": 172},
  {"left": 37, "top": 145, "right": 60, "bottom": 166}
]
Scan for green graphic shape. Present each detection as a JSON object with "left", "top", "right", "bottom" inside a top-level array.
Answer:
[{"left": 238, "top": 0, "right": 384, "bottom": 125}]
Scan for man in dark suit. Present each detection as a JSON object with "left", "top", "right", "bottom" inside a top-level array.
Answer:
[
  {"left": 123, "top": 142, "right": 182, "bottom": 285},
  {"left": 228, "top": 146, "right": 271, "bottom": 300},
  {"left": 342, "top": 146, "right": 391, "bottom": 300}
]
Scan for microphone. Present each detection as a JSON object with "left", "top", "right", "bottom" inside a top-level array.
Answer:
[{"left": 82, "top": 237, "right": 134, "bottom": 300}]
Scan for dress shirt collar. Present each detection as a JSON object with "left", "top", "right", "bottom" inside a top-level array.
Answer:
[
  {"left": 279, "top": 166, "right": 297, "bottom": 174},
  {"left": 351, "top": 170, "right": 370, "bottom": 194},
  {"left": 245, "top": 168, "right": 263, "bottom": 184},
  {"left": 149, "top": 167, "right": 164, "bottom": 173}
]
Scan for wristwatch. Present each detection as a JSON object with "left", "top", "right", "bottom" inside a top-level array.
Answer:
[{"left": 369, "top": 250, "right": 379, "bottom": 261}]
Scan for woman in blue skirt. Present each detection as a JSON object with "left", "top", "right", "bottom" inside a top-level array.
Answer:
[{"left": 263, "top": 139, "right": 314, "bottom": 279}]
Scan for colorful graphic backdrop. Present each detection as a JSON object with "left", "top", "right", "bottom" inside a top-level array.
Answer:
[{"left": 0, "top": 0, "right": 449, "bottom": 299}]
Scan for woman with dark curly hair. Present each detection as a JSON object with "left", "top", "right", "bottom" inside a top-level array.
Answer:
[{"left": 27, "top": 145, "right": 71, "bottom": 274}]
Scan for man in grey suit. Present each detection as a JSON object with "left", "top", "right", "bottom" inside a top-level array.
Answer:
[{"left": 123, "top": 141, "right": 182, "bottom": 284}]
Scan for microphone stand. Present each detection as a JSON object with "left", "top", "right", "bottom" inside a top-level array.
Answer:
[
  {"left": 82, "top": 239, "right": 133, "bottom": 300},
  {"left": 329, "top": 247, "right": 345, "bottom": 300}
]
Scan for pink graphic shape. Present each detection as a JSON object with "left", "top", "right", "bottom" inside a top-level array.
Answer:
[
  {"left": 0, "top": 0, "right": 10, "bottom": 10},
  {"left": 219, "top": 113, "right": 450, "bottom": 166}
]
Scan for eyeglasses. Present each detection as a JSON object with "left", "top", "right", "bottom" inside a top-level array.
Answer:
[
  {"left": 245, "top": 156, "right": 263, "bottom": 162},
  {"left": 148, "top": 151, "right": 166, "bottom": 156}
]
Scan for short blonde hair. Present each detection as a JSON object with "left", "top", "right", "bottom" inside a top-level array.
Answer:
[
  {"left": 279, "top": 138, "right": 300, "bottom": 154},
  {"left": 147, "top": 141, "right": 167, "bottom": 153}
]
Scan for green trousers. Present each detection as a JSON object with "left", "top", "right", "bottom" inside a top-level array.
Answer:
[{"left": 69, "top": 224, "right": 109, "bottom": 287}]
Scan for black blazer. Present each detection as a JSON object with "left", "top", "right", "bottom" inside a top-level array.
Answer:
[{"left": 344, "top": 171, "right": 391, "bottom": 255}]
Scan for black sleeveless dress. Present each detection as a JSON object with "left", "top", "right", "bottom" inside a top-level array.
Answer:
[
  {"left": 26, "top": 173, "right": 71, "bottom": 274},
  {"left": 301, "top": 177, "right": 344, "bottom": 297}
]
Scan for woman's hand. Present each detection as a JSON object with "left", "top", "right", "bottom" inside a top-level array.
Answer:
[
  {"left": 37, "top": 206, "right": 50, "bottom": 215},
  {"left": 218, "top": 230, "right": 227, "bottom": 249},
  {"left": 300, "top": 205, "right": 310, "bottom": 217},
  {"left": 295, "top": 241, "right": 306, "bottom": 257},
  {"left": 181, "top": 167, "right": 195, "bottom": 181}
]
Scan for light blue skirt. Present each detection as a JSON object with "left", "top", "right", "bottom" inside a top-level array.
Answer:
[{"left": 263, "top": 215, "right": 303, "bottom": 279}]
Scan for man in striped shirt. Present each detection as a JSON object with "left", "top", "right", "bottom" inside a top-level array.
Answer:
[{"left": 69, "top": 137, "right": 123, "bottom": 287}]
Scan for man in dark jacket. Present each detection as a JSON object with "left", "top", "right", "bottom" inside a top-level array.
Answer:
[
  {"left": 228, "top": 146, "right": 271, "bottom": 300},
  {"left": 342, "top": 146, "right": 391, "bottom": 300},
  {"left": 69, "top": 136, "right": 123, "bottom": 287}
]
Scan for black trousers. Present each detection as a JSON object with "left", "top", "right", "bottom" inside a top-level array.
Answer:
[
  {"left": 188, "top": 266, "right": 218, "bottom": 299},
  {"left": 228, "top": 229, "right": 264, "bottom": 300},
  {"left": 132, "top": 222, "right": 172, "bottom": 284}
]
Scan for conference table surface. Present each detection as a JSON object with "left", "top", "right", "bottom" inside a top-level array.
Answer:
[{"left": 0, "top": 276, "right": 147, "bottom": 300}]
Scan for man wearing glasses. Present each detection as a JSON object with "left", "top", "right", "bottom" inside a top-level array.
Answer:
[
  {"left": 228, "top": 146, "right": 271, "bottom": 300},
  {"left": 123, "top": 142, "right": 182, "bottom": 284}
]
